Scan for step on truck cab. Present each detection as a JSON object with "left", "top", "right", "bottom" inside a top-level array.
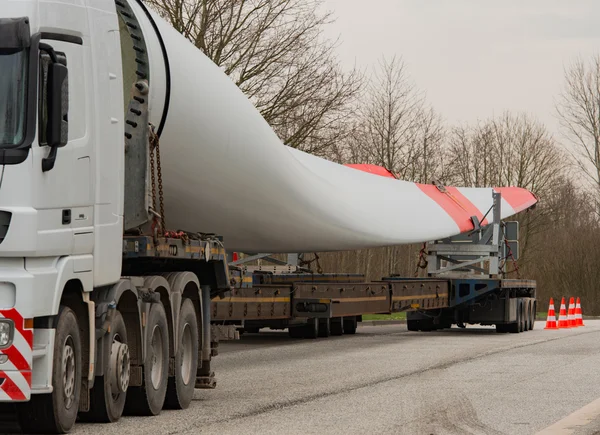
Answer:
[{"left": 0, "top": 1, "right": 234, "bottom": 433}]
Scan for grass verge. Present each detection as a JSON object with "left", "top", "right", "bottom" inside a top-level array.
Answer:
[
  {"left": 362, "top": 313, "right": 406, "bottom": 321},
  {"left": 363, "top": 312, "right": 550, "bottom": 322}
]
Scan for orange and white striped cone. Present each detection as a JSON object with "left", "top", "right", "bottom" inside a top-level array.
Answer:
[
  {"left": 544, "top": 298, "right": 558, "bottom": 329},
  {"left": 557, "top": 297, "right": 570, "bottom": 328},
  {"left": 567, "top": 297, "right": 576, "bottom": 327},
  {"left": 575, "top": 297, "right": 584, "bottom": 327}
]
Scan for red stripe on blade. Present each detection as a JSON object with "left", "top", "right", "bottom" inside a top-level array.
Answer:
[
  {"left": 344, "top": 164, "right": 396, "bottom": 179},
  {"left": 493, "top": 187, "right": 537, "bottom": 212},
  {"left": 445, "top": 187, "right": 489, "bottom": 226},
  {"left": 416, "top": 184, "right": 475, "bottom": 233}
]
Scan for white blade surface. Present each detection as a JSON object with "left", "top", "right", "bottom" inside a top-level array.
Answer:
[{"left": 136, "top": 8, "right": 536, "bottom": 253}]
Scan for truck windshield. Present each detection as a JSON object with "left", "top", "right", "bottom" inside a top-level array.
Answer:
[{"left": 0, "top": 49, "right": 28, "bottom": 147}]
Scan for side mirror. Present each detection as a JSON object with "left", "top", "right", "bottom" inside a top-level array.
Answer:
[{"left": 46, "top": 62, "right": 68, "bottom": 147}]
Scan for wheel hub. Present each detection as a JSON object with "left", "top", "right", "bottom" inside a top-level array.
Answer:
[
  {"left": 62, "top": 338, "right": 76, "bottom": 409},
  {"left": 150, "top": 325, "right": 164, "bottom": 390},
  {"left": 110, "top": 341, "right": 130, "bottom": 396},
  {"left": 181, "top": 324, "right": 193, "bottom": 385}
]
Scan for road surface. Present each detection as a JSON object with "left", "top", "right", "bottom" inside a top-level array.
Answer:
[{"left": 7, "top": 321, "right": 600, "bottom": 434}]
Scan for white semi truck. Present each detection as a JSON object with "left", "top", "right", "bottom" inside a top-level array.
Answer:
[
  {"left": 0, "top": 1, "right": 239, "bottom": 432},
  {"left": 0, "top": 0, "right": 541, "bottom": 433}
]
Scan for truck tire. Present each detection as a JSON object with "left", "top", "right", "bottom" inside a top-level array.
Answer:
[
  {"left": 125, "top": 302, "right": 169, "bottom": 416},
  {"left": 303, "top": 318, "right": 319, "bottom": 339},
  {"left": 343, "top": 316, "right": 357, "bottom": 334},
  {"left": 318, "top": 318, "right": 331, "bottom": 337},
  {"left": 18, "top": 306, "right": 81, "bottom": 434},
  {"left": 509, "top": 300, "right": 521, "bottom": 333},
  {"left": 330, "top": 318, "right": 344, "bottom": 336},
  {"left": 407, "top": 319, "right": 419, "bottom": 331},
  {"left": 165, "top": 299, "right": 199, "bottom": 410},
  {"left": 520, "top": 301, "right": 526, "bottom": 333},
  {"left": 79, "top": 310, "right": 129, "bottom": 422}
]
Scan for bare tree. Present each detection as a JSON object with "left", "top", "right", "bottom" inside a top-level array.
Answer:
[
  {"left": 342, "top": 56, "right": 445, "bottom": 181},
  {"left": 556, "top": 55, "right": 600, "bottom": 190},
  {"left": 446, "top": 113, "right": 564, "bottom": 193},
  {"left": 445, "top": 112, "right": 566, "bottom": 264},
  {"left": 408, "top": 106, "right": 446, "bottom": 183},
  {"left": 145, "top": 0, "right": 362, "bottom": 156}
]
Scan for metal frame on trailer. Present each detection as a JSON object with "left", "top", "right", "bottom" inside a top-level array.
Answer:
[{"left": 425, "top": 192, "right": 520, "bottom": 279}]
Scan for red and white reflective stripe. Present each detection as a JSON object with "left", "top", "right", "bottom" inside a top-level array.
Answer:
[
  {"left": 0, "top": 309, "right": 33, "bottom": 401},
  {"left": 0, "top": 370, "right": 31, "bottom": 401}
]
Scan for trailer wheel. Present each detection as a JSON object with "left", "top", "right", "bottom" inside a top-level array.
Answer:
[
  {"left": 529, "top": 301, "right": 536, "bottom": 330},
  {"left": 318, "top": 318, "right": 331, "bottom": 337},
  {"left": 125, "top": 302, "right": 169, "bottom": 416},
  {"left": 18, "top": 307, "right": 81, "bottom": 434},
  {"left": 407, "top": 319, "right": 419, "bottom": 331},
  {"left": 165, "top": 298, "right": 199, "bottom": 410},
  {"left": 303, "top": 318, "right": 319, "bottom": 339},
  {"left": 509, "top": 300, "right": 522, "bottom": 333},
  {"left": 80, "top": 310, "right": 129, "bottom": 422},
  {"left": 330, "top": 318, "right": 344, "bottom": 336},
  {"left": 520, "top": 301, "right": 526, "bottom": 333},
  {"left": 288, "top": 326, "right": 304, "bottom": 338},
  {"left": 496, "top": 324, "right": 508, "bottom": 333},
  {"left": 343, "top": 316, "right": 357, "bottom": 334}
]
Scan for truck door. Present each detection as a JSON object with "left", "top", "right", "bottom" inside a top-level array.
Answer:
[{"left": 31, "top": 35, "right": 93, "bottom": 256}]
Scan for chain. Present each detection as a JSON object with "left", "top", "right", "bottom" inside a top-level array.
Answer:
[
  {"left": 414, "top": 242, "right": 428, "bottom": 277},
  {"left": 299, "top": 253, "right": 323, "bottom": 274},
  {"left": 149, "top": 130, "right": 157, "bottom": 213},
  {"left": 155, "top": 133, "right": 165, "bottom": 231},
  {"left": 504, "top": 239, "right": 521, "bottom": 278},
  {"left": 149, "top": 126, "right": 166, "bottom": 236}
]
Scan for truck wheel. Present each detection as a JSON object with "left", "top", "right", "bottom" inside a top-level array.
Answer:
[
  {"left": 125, "top": 302, "right": 169, "bottom": 416},
  {"left": 407, "top": 319, "right": 419, "bottom": 331},
  {"left": 303, "top": 318, "right": 319, "bottom": 339},
  {"left": 18, "top": 307, "right": 81, "bottom": 434},
  {"left": 343, "top": 316, "right": 357, "bottom": 334},
  {"left": 80, "top": 310, "right": 129, "bottom": 422},
  {"left": 165, "top": 299, "right": 199, "bottom": 410},
  {"left": 330, "top": 318, "right": 344, "bottom": 336},
  {"left": 318, "top": 318, "right": 331, "bottom": 337},
  {"left": 520, "top": 301, "right": 526, "bottom": 333}
]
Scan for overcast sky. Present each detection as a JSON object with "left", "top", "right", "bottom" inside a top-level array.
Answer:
[{"left": 322, "top": 0, "right": 600, "bottom": 137}]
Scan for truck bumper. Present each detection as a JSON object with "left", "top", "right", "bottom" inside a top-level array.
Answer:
[{"left": 0, "top": 309, "right": 33, "bottom": 401}]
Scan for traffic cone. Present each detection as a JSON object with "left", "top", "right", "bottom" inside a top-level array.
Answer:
[
  {"left": 567, "top": 297, "right": 576, "bottom": 327},
  {"left": 557, "top": 297, "right": 570, "bottom": 328},
  {"left": 575, "top": 297, "right": 584, "bottom": 327},
  {"left": 544, "top": 298, "right": 558, "bottom": 329}
]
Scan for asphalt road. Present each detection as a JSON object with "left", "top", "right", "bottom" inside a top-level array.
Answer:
[{"left": 8, "top": 321, "right": 600, "bottom": 434}]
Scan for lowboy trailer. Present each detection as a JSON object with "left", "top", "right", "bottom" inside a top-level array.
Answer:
[{"left": 214, "top": 192, "right": 537, "bottom": 336}]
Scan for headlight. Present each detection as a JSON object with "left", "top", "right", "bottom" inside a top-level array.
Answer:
[{"left": 0, "top": 321, "right": 12, "bottom": 347}]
